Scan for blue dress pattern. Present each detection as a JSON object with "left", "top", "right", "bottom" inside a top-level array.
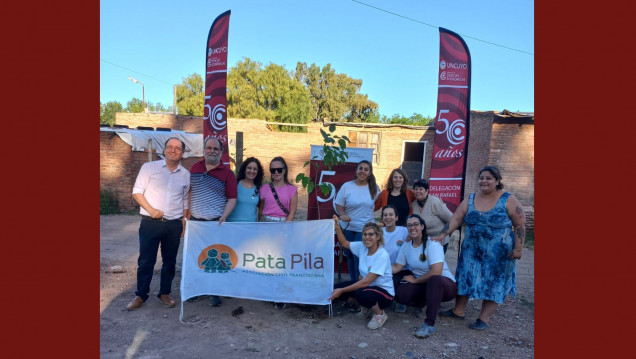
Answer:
[{"left": 455, "top": 192, "right": 516, "bottom": 303}]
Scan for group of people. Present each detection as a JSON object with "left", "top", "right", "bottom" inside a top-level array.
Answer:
[
  {"left": 329, "top": 162, "right": 526, "bottom": 338},
  {"left": 126, "top": 136, "right": 298, "bottom": 310},
  {"left": 125, "top": 136, "right": 527, "bottom": 339}
]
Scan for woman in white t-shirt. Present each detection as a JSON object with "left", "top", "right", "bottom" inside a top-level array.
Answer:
[
  {"left": 329, "top": 215, "right": 394, "bottom": 330},
  {"left": 334, "top": 160, "right": 381, "bottom": 282},
  {"left": 391, "top": 214, "right": 458, "bottom": 339}
]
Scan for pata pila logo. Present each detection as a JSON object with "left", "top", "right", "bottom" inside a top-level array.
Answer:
[{"left": 198, "top": 244, "right": 238, "bottom": 273}]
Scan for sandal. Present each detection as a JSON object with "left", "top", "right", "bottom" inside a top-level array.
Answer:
[
  {"left": 469, "top": 318, "right": 491, "bottom": 330},
  {"left": 439, "top": 309, "right": 465, "bottom": 320}
]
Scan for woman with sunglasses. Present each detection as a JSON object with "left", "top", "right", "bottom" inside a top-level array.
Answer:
[
  {"left": 411, "top": 179, "right": 454, "bottom": 253},
  {"left": 334, "top": 160, "right": 380, "bottom": 282},
  {"left": 329, "top": 215, "right": 394, "bottom": 330},
  {"left": 258, "top": 156, "right": 298, "bottom": 222},
  {"left": 374, "top": 168, "right": 416, "bottom": 226},
  {"left": 227, "top": 157, "right": 264, "bottom": 223},
  {"left": 258, "top": 156, "right": 298, "bottom": 310},
  {"left": 391, "top": 214, "right": 457, "bottom": 338}
]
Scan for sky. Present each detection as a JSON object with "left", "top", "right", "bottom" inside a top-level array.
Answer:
[{"left": 100, "top": 0, "right": 534, "bottom": 118}]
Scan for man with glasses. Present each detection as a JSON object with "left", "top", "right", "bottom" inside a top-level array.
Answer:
[
  {"left": 187, "top": 136, "right": 237, "bottom": 307},
  {"left": 127, "top": 137, "right": 190, "bottom": 311}
]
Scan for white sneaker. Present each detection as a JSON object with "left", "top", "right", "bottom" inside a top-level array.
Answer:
[{"left": 367, "top": 311, "right": 388, "bottom": 329}]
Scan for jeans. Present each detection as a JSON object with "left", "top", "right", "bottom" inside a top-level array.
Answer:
[
  {"left": 135, "top": 218, "right": 182, "bottom": 301},
  {"left": 343, "top": 230, "right": 362, "bottom": 281}
]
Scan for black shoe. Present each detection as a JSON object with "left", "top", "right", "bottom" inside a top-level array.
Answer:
[
  {"left": 439, "top": 309, "right": 465, "bottom": 320},
  {"left": 469, "top": 318, "right": 491, "bottom": 330},
  {"left": 186, "top": 295, "right": 202, "bottom": 302},
  {"left": 274, "top": 302, "right": 287, "bottom": 310}
]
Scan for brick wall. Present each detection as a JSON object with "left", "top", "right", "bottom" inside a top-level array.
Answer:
[{"left": 103, "top": 112, "right": 534, "bottom": 230}]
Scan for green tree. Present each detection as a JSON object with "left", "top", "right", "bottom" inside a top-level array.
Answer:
[
  {"left": 380, "top": 112, "right": 433, "bottom": 126},
  {"left": 176, "top": 73, "right": 204, "bottom": 116},
  {"left": 294, "top": 62, "right": 379, "bottom": 122},
  {"left": 100, "top": 101, "right": 123, "bottom": 126},
  {"left": 227, "top": 58, "right": 312, "bottom": 131},
  {"left": 124, "top": 98, "right": 144, "bottom": 113}
]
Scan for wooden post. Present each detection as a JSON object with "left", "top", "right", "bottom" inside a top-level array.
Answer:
[{"left": 235, "top": 131, "right": 243, "bottom": 171}]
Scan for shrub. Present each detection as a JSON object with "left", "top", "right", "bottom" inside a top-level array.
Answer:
[{"left": 100, "top": 189, "right": 120, "bottom": 214}]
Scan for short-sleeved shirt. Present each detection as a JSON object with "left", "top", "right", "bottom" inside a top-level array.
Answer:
[
  {"left": 260, "top": 183, "right": 297, "bottom": 218},
  {"left": 227, "top": 181, "right": 259, "bottom": 222},
  {"left": 382, "top": 226, "right": 409, "bottom": 264},
  {"left": 395, "top": 238, "right": 455, "bottom": 282},
  {"left": 189, "top": 160, "right": 237, "bottom": 220},
  {"left": 335, "top": 181, "right": 381, "bottom": 232},
  {"left": 350, "top": 242, "right": 395, "bottom": 296},
  {"left": 132, "top": 159, "right": 190, "bottom": 220}
]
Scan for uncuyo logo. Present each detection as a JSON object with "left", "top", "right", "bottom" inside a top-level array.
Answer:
[
  {"left": 208, "top": 48, "right": 212, "bottom": 57},
  {"left": 440, "top": 60, "right": 446, "bottom": 70},
  {"left": 198, "top": 244, "right": 238, "bottom": 273}
]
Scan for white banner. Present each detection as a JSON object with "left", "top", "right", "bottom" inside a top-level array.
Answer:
[{"left": 180, "top": 219, "right": 334, "bottom": 307}]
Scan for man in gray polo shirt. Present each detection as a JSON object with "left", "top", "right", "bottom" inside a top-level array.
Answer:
[{"left": 126, "top": 137, "right": 190, "bottom": 311}]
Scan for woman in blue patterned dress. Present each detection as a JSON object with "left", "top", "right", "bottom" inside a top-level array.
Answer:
[{"left": 433, "top": 166, "right": 526, "bottom": 330}]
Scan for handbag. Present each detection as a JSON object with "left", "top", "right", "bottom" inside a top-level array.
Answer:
[{"left": 269, "top": 183, "right": 290, "bottom": 216}]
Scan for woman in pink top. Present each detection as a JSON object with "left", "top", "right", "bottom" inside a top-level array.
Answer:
[{"left": 258, "top": 156, "right": 298, "bottom": 222}]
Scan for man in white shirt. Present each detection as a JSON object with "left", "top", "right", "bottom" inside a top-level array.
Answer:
[{"left": 126, "top": 137, "right": 190, "bottom": 311}]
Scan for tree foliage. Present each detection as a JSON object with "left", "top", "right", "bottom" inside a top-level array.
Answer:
[
  {"left": 100, "top": 101, "right": 123, "bottom": 126},
  {"left": 380, "top": 113, "right": 433, "bottom": 126},
  {"left": 228, "top": 58, "right": 312, "bottom": 131},
  {"left": 124, "top": 98, "right": 144, "bottom": 113},
  {"left": 176, "top": 73, "right": 204, "bottom": 116},
  {"left": 293, "top": 62, "right": 379, "bottom": 122}
]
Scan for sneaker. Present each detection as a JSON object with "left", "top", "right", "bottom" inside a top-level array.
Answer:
[
  {"left": 414, "top": 323, "right": 435, "bottom": 338},
  {"left": 367, "top": 311, "right": 388, "bottom": 330},
  {"left": 210, "top": 296, "right": 222, "bottom": 307},
  {"left": 274, "top": 302, "right": 287, "bottom": 310},
  {"left": 439, "top": 309, "right": 465, "bottom": 320},
  {"left": 356, "top": 307, "right": 371, "bottom": 319},
  {"left": 469, "top": 318, "right": 491, "bottom": 330},
  {"left": 157, "top": 294, "right": 176, "bottom": 308},
  {"left": 186, "top": 295, "right": 202, "bottom": 302},
  {"left": 126, "top": 296, "right": 144, "bottom": 311},
  {"left": 395, "top": 303, "right": 407, "bottom": 313}
]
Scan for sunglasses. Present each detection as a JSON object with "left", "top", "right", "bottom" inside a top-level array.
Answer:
[{"left": 270, "top": 167, "right": 285, "bottom": 174}]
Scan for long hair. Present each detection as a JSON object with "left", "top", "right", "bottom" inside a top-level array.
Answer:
[
  {"left": 237, "top": 157, "right": 264, "bottom": 192},
  {"left": 270, "top": 156, "right": 291, "bottom": 184},
  {"left": 385, "top": 168, "right": 410, "bottom": 193},
  {"left": 407, "top": 214, "right": 428, "bottom": 239},
  {"left": 362, "top": 222, "right": 384, "bottom": 247},
  {"left": 479, "top": 166, "right": 504, "bottom": 190},
  {"left": 355, "top": 160, "right": 377, "bottom": 199}
]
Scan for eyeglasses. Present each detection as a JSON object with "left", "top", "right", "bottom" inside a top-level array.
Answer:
[
  {"left": 270, "top": 167, "right": 284, "bottom": 174},
  {"left": 165, "top": 145, "right": 183, "bottom": 152},
  {"left": 406, "top": 223, "right": 421, "bottom": 228}
]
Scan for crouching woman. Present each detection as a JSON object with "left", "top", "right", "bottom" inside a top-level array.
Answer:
[{"left": 328, "top": 215, "right": 395, "bottom": 330}]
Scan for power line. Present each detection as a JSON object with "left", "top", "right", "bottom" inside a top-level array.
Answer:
[
  {"left": 100, "top": 58, "right": 174, "bottom": 85},
  {"left": 350, "top": 0, "right": 534, "bottom": 56}
]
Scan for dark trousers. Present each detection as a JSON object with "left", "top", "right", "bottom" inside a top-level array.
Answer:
[
  {"left": 394, "top": 275, "right": 457, "bottom": 326},
  {"left": 135, "top": 218, "right": 182, "bottom": 301},
  {"left": 342, "top": 230, "right": 362, "bottom": 281},
  {"left": 334, "top": 280, "right": 394, "bottom": 310}
]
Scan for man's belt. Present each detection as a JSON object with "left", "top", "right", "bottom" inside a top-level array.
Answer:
[{"left": 141, "top": 215, "right": 182, "bottom": 222}]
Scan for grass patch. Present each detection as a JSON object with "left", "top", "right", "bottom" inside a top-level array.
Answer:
[
  {"left": 524, "top": 229, "right": 534, "bottom": 250},
  {"left": 100, "top": 189, "right": 119, "bottom": 215}
]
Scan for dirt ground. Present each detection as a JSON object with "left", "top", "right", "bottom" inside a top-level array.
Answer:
[{"left": 100, "top": 195, "right": 534, "bottom": 359}]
